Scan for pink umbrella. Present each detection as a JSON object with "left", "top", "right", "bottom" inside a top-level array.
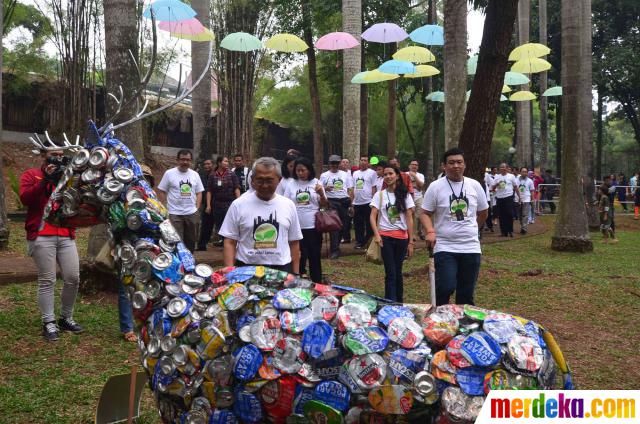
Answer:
[
  {"left": 315, "top": 32, "right": 360, "bottom": 50},
  {"left": 158, "top": 18, "right": 206, "bottom": 36},
  {"left": 361, "top": 23, "right": 408, "bottom": 43}
]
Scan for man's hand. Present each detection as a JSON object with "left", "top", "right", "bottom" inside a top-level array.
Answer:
[
  {"left": 426, "top": 232, "right": 436, "bottom": 249},
  {"left": 407, "top": 243, "right": 414, "bottom": 257},
  {"left": 205, "top": 205, "right": 212, "bottom": 214}
]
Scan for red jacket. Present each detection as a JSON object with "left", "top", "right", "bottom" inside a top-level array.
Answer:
[{"left": 19, "top": 167, "right": 74, "bottom": 241}]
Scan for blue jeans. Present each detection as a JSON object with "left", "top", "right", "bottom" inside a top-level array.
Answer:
[
  {"left": 118, "top": 282, "right": 134, "bottom": 333},
  {"left": 434, "top": 252, "right": 482, "bottom": 306},
  {"left": 380, "top": 236, "right": 409, "bottom": 302}
]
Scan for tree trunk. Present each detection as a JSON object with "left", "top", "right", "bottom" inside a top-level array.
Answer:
[
  {"left": 555, "top": 101, "right": 562, "bottom": 176},
  {"left": 443, "top": 0, "right": 467, "bottom": 150},
  {"left": 595, "top": 86, "right": 603, "bottom": 181},
  {"left": 551, "top": 0, "right": 593, "bottom": 252},
  {"left": 191, "top": 0, "right": 212, "bottom": 162},
  {"left": 360, "top": 42, "right": 368, "bottom": 158},
  {"left": 457, "top": 0, "right": 519, "bottom": 182},
  {"left": 302, "top": 0, "right": 323, "bottom": 174},
  {"left": 0, "top": 0, "right": 9, "bottom": 250},
  {"left": 516, "top": 0, "right": 532, "bottom": 168},
  {"left": 538, "top": 0, "right": 549, "bottom": 171},
  {"left": 342, "top": 0, "right": 361, "bottom": 163},
  {"left": 387, "top": 42, "right": 397, "bottom": 159},
  {"left": 423, "top": 0, "right": 437, "bottom": 177}
]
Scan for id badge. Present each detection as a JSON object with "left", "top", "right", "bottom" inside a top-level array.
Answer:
[{"left": 217, "top": 180, "right": 222, "bottom": 187}]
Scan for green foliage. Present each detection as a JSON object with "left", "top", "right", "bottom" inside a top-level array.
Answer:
[
  {"left": 6, "top": 169, "right": 24, "bottom": 211},
  {"left": 3, "top": 0, "right": 53, "bottom": 38}
]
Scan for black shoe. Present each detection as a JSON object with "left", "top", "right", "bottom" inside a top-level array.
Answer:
[
  {"left": 42, "top": 322, "right": 59, "bottom": 341},
  {"left": 58, "top": 317, "right": 84, "bottom": 333},
  {"left": 195, "top": 246, "right": 207, "bottom": 251},
  {"left": 520, "top": 229, "right": 526, "bottom": 235},
  {"left": 330, "top": 252, "right": 340, "bottom": 260}
]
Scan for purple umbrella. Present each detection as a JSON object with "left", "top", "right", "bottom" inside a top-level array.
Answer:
[{"left": 361, "top": 23, "right": 408, "bottom": 43}]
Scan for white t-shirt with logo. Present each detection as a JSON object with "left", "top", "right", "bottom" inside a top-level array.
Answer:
[
  {"left": 410, "top": 172, "right": 426, "bottom": 202},
  {"left": 283, "top": 178, "right": 324, "bottom": 229},
  {"left": 422, "top": 176, "right": 489, "bottom": 254},
  {"left": 276, "top": 177, "right": 293, "bottom": 196},
  {"left": 374, "top": 176, "right": 384, "bottom": 192},
  {"left": 516, "top": 176, "right": 535, "bottom": 203},
  {"left": 157, "top": 167, "right": 204, "bottom": 215},
  {"left": 370, "top": 189, "right": 415, "bottom": 233},
  {"left": 493, "top": 173, "right": 518, "bottom": 198},
  {"left": 352, "top": 168, "right": 377, "bottom": 205},
  {"left": 219, "top": 193, "right": 303, "bottom": 265},
  {"left": 320, "top": 170, "right": 353, "bottom": 199}
]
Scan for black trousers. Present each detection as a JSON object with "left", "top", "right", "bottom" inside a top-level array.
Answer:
[
  {"left": 213, "top": 206, "right": 229, "bottom": 240},
  {"left": 197, "top": 211, "right": 215, "bottom": 249},
  {"left": 496, "top": 196, "right": 515, "bottom": 235},
  {"left": 301, "top": 228, "right": 323, "bottom": 283},
  {"left": 328, "top": 197, "right": 351, "bottom": 254},
  {"left": 485, "top": 201, "right": 494, "bottom": 229},
  {"left": 353, "top": 204, "right": 373, "bottom": 246}
]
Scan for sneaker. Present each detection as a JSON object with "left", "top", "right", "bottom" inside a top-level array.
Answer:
[
  {"left": 354, "top": 244, "right": 364, "bottom": 250},
  {"left": 42, "top": 322, "right": 59, "bottom": 341},
  {"left": 58, "top": 317, "right": 84, "bottom": 333},
  {"left": 329, "top": 252, "right": 340, "bottom": 260}
]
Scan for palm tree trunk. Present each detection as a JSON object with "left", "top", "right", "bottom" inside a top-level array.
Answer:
[
  {"left": 539, "top": 0, "right": 549, "bottom": 171},
  {"left": 555, "top": 101, "right": 562, "bottom": 176},
  {"left": 516, "top": 0, "right": 532, "bottom": 168},
  {"left": 360, "top": 43, "right": 368, "bottom": 157},
  {"left": 443, "top": 0, "right": 467, "bottom": 150},
  {"left": 596, "top": 86, "right": 603, "bottom": 180},
  {"left": 302, "top": 0, "right": 323, "bottom": 173},
  {"left": 342, "top": 0, "right": 361, "bottom": 162},
  {"left": 423, "top": 0, "right": 436, "bottom": 176},
  {"left": 191, "top": 0, "right": 212, "bottom": 162},
  {"left": 551, "top": 0, "right": 593, "bottom": 252},
  {"left": 0, "top": 0, "right": 9, "bottom": 250}
]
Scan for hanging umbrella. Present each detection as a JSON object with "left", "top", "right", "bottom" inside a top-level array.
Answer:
[
  {"left": 171, "top": 28, "right": 215, "bottom": 41},
  {"left": 409, "top": 24, "right": 444, "bottom": 46},
  {"left": 542, "top": 86, "right": 563, "bottom": 96},
  {"left": 393, "top": 46, "right": 435, "bottom": 63},
  {"left": 511, "top": 57, "right": 552, "bottom": 74},
  {"left": 426, "top": 91, "right": 445, "bottom": 102},
  {"left": 500, "top": 94, "right": 508, "bottom": 101},
  {"left": 502, "top": 84, "right": 512, "bottom": 93},
  {"left": 315, "top": 32, "right": 359, "bottom": 50},
  {"left": 510, "top": 90, "right": 537, "bottom": 101},
  {"left": 220, "top": 32, "right": 262, "bottom": 52},
  {"left": 467, "top": 55, "right": 478, "bottom": 75},
  {"left": 404, "top": 64, "right": 440, "bottom": 78},
  {"left": 379, "top": 59, "right": 416, "bottom": 75},
  {"left": 159, "top": 19, "right": 214, "bottom": 41},
  {"left": 142, "top": 0, "right": 196, "bottom": 22},
  {"left": 504, "top": 71, "right": 530, "bottom": 85},
  {"left": 361, "top": 23, "right": 408, "bottom": 43},
  {"left": 351, "top": 69, "right": 399, "bottom": 84},
  {"left": 265, "top": 33, "right": 308, "bottom": 52},
  {"left": 509, "top": 43, "right": 551, "bottom": 61}
]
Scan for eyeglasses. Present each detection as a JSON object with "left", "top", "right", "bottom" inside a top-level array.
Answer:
[{"left": 254, "top": 178, "right": 277, "bottom": 186}]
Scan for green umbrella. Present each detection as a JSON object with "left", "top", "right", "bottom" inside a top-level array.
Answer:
[
  {"left": 542, "top": 86, "right": 562, "bottom": 97},
  {"left": 467, "top": 55, "right": 478, "bottom": 75},
  {"left": 220, "top": 32, "right": 262, "bottom": 52},
  {"left": 504, "top": 71, "right": 530, "bottom": 85}
]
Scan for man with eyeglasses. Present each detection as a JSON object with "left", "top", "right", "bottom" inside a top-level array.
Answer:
[{"left": 20, "top": 148, "right": 84, "bottom": 341}]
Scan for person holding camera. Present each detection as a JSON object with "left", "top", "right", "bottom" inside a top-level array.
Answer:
[{"left": 19, "top": 149, "right": 84, "bottom": 341}]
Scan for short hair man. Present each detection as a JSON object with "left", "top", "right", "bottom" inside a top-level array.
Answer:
[
  {"left": 219, "top": 157, "right": 302, "bottom": 273},
  {"left": 408, "top": 159, "right": 426, "bottom": 240},
  {"left": 157, "top": 149, "right": 204, "bottom": 251},
  {"left": 516, "top": 167, "right": 535, "bottom": 234},
  {"left": 320, "top": 155, "right": 354, "bottom": 258},
  {"left": 232, "top": 153, "right": 250, "bottom": 194},
  {"left": 19, "top": 148, "right": 84, "bottom": 341},
  {"left": 420, "top": 148, "right": 489, "bottom": 305},
  {"left": 491, "top": 162, "right": 521, "bottom": 237},
  {"left": 339, "top": 158, "right": 351, "bottom": 173},
  {"left": 352, "top": 156, "right": 378, "bottom": 249}
]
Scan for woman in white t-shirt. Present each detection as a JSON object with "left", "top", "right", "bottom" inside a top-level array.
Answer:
[
  {"left": 283, "top": 157, "right": 328, "bottom": 283},
  {"left": 370, "top": 165, "right": 415, "bottom": 302},
  {"left": 276, "top": 155, "right": 296, "bottom": 195}
]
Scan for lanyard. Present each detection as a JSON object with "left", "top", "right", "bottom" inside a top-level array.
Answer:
[{"left": 446, "top": 177, "right": 465, "bottom": 200}]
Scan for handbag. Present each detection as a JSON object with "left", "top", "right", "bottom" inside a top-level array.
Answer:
[
  {"left": 365, "top": 190, "right": 384, "bottom": 264},
  {"left": 315, "top": 207, "right": 343, "bottom": 233}
]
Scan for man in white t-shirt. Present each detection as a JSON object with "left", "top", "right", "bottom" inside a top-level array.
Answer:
[
  {"left": 408, "top": 159, "right": 426, "bottom": 240},
  {"left": 231, "top": 153, "right": 250, "bottom": 194},
  {"left": 352, "top": 156, "right": 377, "bottom": 249},
  {"left": 483, "top": 169, "right": 495, "bottom": 233},
  {"left": 320, "top": 155, "right": 354, "bottom": 259},
  {"left": 491, "top": 163, "right": 521, "bottom": 237},
  {"left": 515, "top": 167, "right": 535, "bottom": 234},
  {"left": 420, "top": 148, "right": 489, "bottom": 306},
  {"left": 157, "top": 149, "right": 204, "bottom": 251},
  {"left": 219, "top": 157, "right": 303, "bottom": 273}
]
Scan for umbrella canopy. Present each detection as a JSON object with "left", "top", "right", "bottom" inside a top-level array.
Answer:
[
  {"left": 143, "top": 0, "right": 196, "bottom": 22},
  {"left": 542, "top": 86, "right": 563, "bottom": 97},
  {"left": 171, "top": 28, "right": 214, "bottom": 41},
  {"left": 393, "top": 46, "right": 435, "bottom": 63},
  {"left": 502, "top": 84, "right": 512, "bottom": 93},
  {"left": 426, "top": 91, "right": 445, "bottom": 102},
  {"left": 409, "top": 24, "right": 444, "bottom": 46},
  {"left": 511, "top": 57, "right": 552, "bottom": 74},
  {"left": 509, "top": 90, "right": 537, "bottom": 101},
  {"left": 404, "top": 64, "right": 440, "bottom": 78},
  {"left": 361, "top": 23, "right": 408, "bottom": 43},
  {"left": 500, "top": 94, "right": 508, "bottom": 101},
  {"left": 265, "top": 33, "right": 308, "bottom": 52},
  {"left": 504, "top": 71, "right": 530, "bottom": 85},
  {"left": 509, "top": 43, "right": 551, "bottom": 61},
  {"left": 159, "top": 18, "right": 205, "bottom": 35},
  {"left": 315, "top": 32, "right": 359, "bottom": 50},
  {"left": 220, "top": 32, "right": 262, "bottom": 52},
  {"left": 467, "top": 55, "right": 478, "bottom": 75},
  {"left": 379, "top": 59, "right": 416, "bottom": 75},
  {"left": 351, "top": 69, "right": 399, "bottom": 84}
]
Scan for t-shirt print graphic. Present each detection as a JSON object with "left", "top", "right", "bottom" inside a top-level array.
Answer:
[
  {"left": 449, "top": 193, "right": 469, "bottom": 222},
  {"left": 385, "top": 202, "right": 400, "bottom": 224},
  {"left": 355, "top": 177, "right": 365, "bottom": 190},
  {"left": 333, "top": 178, "right": 344, "bottom": 190},
  {"left": 179, "top": 179, "right": 193, "bottom": 197},
  {"left": 253, "top": 212, "right": 280, "bottom": 249},
  {"left": 296, "top": 188, "right": 311, "bottom": 205}
]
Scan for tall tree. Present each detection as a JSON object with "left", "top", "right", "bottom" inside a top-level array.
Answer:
[
  {"left": 342, "top": 0, "right": 361, "bottom": 162},
  {"left": 423, "top": 0, "right": 437, "bottom": 175},
  {"left": 515, "top": 0, "right": 532, "bottom": 168},
  {"left": 538, "top": 0, "right": 549, "bottom": 171},
  {"left": 386, "top": 42, "right": 397, "bottom": 158},
  {"left": 0, "top": 0, "right": 9, "bottom": 250},
  {"left": 458, "top": 0, "right": 519, "bottom": 181},
  {"left": 595, "top": 85, "right": 604, "bottom": 180},
  {"left": 551, "top": 0, "right": 593, "bottom": 252},
  {"left": 443, "top": 0, "right": 467, "bottom": 150},
  {"left": 191, "top": 0, "right": 212, "bottom": 162}
]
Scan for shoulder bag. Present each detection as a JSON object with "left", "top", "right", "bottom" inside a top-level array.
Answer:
[{"left": 365, "top": 190, "right": 383, "bottom": 264}]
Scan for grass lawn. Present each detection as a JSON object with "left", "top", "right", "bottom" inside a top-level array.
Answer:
[{"left": 0, "top": 217, "right": 638, "bottom": 423}]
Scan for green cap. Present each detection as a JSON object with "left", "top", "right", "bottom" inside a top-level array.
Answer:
[{"left": 370, "top": 156, "right": 379, "bottom": 165}]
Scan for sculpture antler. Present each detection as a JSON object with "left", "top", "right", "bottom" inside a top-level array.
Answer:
[{"left": 29, "top": 131, "right": 82, "bottom": 154}]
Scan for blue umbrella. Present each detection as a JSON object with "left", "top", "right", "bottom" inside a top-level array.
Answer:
[
  {"left": 379, "top": 60, "right": 416, "bottom": 75},
  {"left": 143, "top": 0, "right": 196, "bottom": 22},
  {"left": 409, "top": 24, "right": 444, "bottom": 46}
]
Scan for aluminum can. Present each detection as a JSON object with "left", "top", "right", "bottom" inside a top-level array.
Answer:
[
  {"left": 114, "top": 167, "right": 134, "bottom": 183},
  {"left": 273, "top": 288, "right": 313, "bottom": 310},
  {"left": 279, "top": 307, "right": 313, "bottom": 334},
  {"left": 166, "top": 294, "right": 192, "bottom": 318},
  {"left": 249, "top": 316, "right": 282, "bottom": 351},
  {"left": 233, "top": 388, "right": 263, "bottom": 423},
  {"left": 194, "top": 264, "right": 213, "bottom": 280},
  {"left": 367, "top": 385, "right": 413, "bottom": 415},
  {"left": 377, "top": 305, "right": 414, "bottom": 327},
  {"left": 337, "top": 303, "right": 371, "bottom": 332},
  {"left": 81, "top": 167, "right": 101, "bottom": 184},
  {"left": 302, "top": 400, "right": 343, "bottom": 424},
  {"left": 152, "top": 252, "right": 173, "bottom": 270},
  {"left": 314, "top": 381, "right": 351, "bottom": 412},
  {"left": 460, "top": 331, "right": 502, "bottom": 367},
  {"left": 311, "top": 295, "right": 339, "bottom": 321},
  {"left": 272, "top": 337, "right": 304, "bottom": 374},
  {"left": 261, "top": 375, "right": 297, "bottom": 421},
  {"left": 104, "top": 177, "right": 124, "bottom": 195},
  {"left": 89, "top": 146, "right": 109, "bottom": 168},
  {"left": 176, "top": 242, "right": 196, "bottom": 273},
  {"left": 71, "top": 148, "right": 90, "bottom": 171},
  {"left": 343, "top": 326, "right": 389, "bottom": 355},
  {"left": 347, "top": 353, "right": 386, "bottom": 390},
  {"left": 301, "top": 320, "right": 335, "bottom": 359},
  {"left": 387, "top": 317, "right": 424, "bottom": 349},
  {"left": 159, "top": 219, "right": 182, "bottom": 244}
]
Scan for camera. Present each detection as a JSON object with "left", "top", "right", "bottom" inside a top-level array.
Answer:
[{"left": 46, "top": 155, "right": 70, "bottom": 181}]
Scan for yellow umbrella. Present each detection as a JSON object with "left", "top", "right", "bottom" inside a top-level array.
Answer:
[
  {"left": 509, "top": 43, "right": 551, "bottom": 61},
  {"left": 511, "top": 57, "right": 552, "bottom": 74},
  {"left": 352, "top": 69, "right": 399, "bottom": 84},
  {"left": 502, "top": 84, "right": 512, "bottom": 93},
  {"left": 392, "top": 46, "right": 436, "bottom": 63},
  {"left": 509, "top": 90, "right": 537, "bottom": 101},
  {"left": 265, "top": 33, "right": 308, "bottom": 52},
  {"left": 404, "top": 64, "right": 440, "bottom": 78},
  {"left": 170, "top": 28, "right": 214, "bottom": 41}
]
